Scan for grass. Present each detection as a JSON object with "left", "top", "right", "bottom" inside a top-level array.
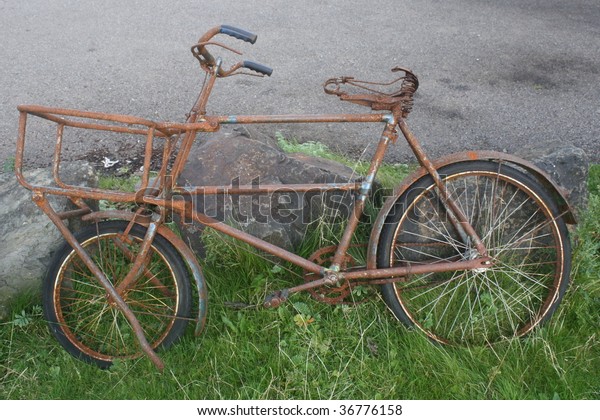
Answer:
[
  {"left": 0, "top": 140, "right": 598, "bottom": 399},
  {"left": 276, "top": 134, "right": 414, "bottom": 189},
  {"left": 97, "top": 173, "right": 141, "bottom": 192},
  {"left": 2, "top": 157, "right": 15, "bottom": 173}
]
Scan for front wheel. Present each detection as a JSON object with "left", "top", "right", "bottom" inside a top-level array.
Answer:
[
  {"left": 43, "top": 220, "right": 192, "bottom": 368},
  {"left": 377, "top": 161, "right": 571, "bottom": 345}
]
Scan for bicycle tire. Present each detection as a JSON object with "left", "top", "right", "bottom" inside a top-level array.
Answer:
[
  {"left": 377, "top": 160, "right": 571, "bottom": 345},
  {"left": 43, "top": 220, "right": 192, "bottom": 368}
]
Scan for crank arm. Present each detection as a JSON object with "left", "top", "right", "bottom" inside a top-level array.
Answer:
[
  {"left": 263, "top": 271, "right": 340, "bottom": 308},
  {"left": 264, "top": 257, "right": 493, "bottom": 308}
]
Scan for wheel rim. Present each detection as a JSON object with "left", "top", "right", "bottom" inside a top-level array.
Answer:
[
  {"left": 390, "top": 169, "right": 565, "bottom": 345},
  {"left": 53, "top": 231, "right": 181, "bottom": 362}
]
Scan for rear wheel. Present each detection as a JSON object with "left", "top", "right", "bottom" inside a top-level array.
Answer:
[
  {"left": 43, "top": 220, "right": 192, "bottom": 367},
  {"left": 377, "top": 161, "right": 571, "bottom": 345}
]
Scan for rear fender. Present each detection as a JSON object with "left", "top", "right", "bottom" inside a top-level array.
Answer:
[{"left": 366, "top": 150, "right": 576, "bottom": 269}]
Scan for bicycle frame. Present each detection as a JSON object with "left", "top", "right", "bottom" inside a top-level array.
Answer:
[{"left": 178, "top": 58, "right": 490, "bottom": 279}]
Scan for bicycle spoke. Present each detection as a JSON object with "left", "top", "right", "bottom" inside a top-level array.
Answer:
[
  {"left": 48, "top": 223, "right": 190, "bottom": 363},
  {"left": 383, "top": 163, "right": 568, "bottom": 345}
]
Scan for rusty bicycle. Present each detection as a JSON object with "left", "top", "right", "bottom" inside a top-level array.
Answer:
[{"left": 15, "top": 25, "right": 574, "bottom": 370}]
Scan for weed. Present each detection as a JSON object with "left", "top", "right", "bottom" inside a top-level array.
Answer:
[
  {"left": 3, "top": 157, "right": 15, "bottom": 172},
  {"left": 11, "top": 306, "right": 42, "bottom": 328},
  {"left": 98, "top": 174, "right": 140, "bottom": 192}
]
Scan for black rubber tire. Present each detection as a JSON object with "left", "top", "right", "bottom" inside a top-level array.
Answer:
[
  {"left": 43, "top": 220, "right": 192, "bottom": 368},
  {"left": 377, "top": 161, "right": 571, "bottom": 345}
]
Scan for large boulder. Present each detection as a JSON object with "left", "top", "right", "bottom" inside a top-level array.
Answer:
[
  {"left": 177, "top": 130, "right": 590, "bottom": 258},
  {"left": 528, "top": 144, "right": 589, "bottom": 213},
  {"left": 0, "top": 162, "right": 97, "bottom": 319},
  {"left": 177, "top": 128, "right": 360, "bottom": 253}
]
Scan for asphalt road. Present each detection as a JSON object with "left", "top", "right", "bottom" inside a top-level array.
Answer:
[{"left": 1, "top": 0, "right": 599, "bottom": 170}]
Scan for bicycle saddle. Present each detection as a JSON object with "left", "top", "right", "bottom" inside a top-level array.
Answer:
[{"left": 324, "top": 67, "right": 419, "bottom": 117}]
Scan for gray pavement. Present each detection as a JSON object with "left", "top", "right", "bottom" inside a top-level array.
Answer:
[{"left": 1, "top": 0, "right": 599, "bottom": 169}]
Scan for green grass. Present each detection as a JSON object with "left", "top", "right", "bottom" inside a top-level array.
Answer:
[
  {"left": 1, "top": 152, "right": 598, "bottom": 399},
  {"left": 97, "top": 174, "right": 141, "bottom": 211},
  {"left": 98, "top": 174, "right": 141, "bottom": 192},
  {"left": 2, "top": 157, "right": 15, "bottom": 173},
  {"left": 276, "top": 134, "right": 414, "bottom": 189}
]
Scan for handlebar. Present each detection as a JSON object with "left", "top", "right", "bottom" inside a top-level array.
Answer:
[
  {"left": 220, "top": 25, "right": 257, "bottom": 44},
  {"left": 242, "top": 60, "right": 273, "bottom": 76},
  {"left": 191, "top": 25, "right": 272, "bottom": 77}
]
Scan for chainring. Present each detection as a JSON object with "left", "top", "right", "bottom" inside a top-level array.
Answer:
[{"left": 303, "top": 245, "right": 374, "bottom": 305}]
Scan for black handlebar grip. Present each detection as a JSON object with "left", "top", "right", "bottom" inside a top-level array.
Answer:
[
  {"left": 220, "top": 25, "right": 258, "bottom": 44},
  {"left": 242, "top": 61, "right": 273, "bottom": 76}
]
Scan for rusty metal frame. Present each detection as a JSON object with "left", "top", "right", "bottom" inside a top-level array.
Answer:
[
  {"left": 14, "top": 105, "right": 499, "bottom": 305},
  {"left": 13, "top": 24, "right": 577, "bottom": 369}
]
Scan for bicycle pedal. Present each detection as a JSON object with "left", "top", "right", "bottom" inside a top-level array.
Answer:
[{"left": 263, "top": 289, "right": 289, "bottom": 309}]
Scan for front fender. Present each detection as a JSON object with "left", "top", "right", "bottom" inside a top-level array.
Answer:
[
  {"left": 366, "top": 150, "right": 576, "bottom": 269},
  {"left": 156, "top": 225, "right": 208, "bottom": 336}
]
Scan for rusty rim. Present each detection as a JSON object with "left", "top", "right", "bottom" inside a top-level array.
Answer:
[
  {"left": 53, "top": 232, "right": 181, "bottom": 362},
  {"left": 389, "top": 168, "right": 566, "bottom": 345}
]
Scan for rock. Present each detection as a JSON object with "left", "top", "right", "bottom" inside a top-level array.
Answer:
[
  {"left": 176, "top": 130, "right": 591, "bottom": 259},
  {"left": 176, "top": 129, "right": 361, "bottom": 254},
  {"left": 0, "top": 162, "right": 98, "bottom": 319},
  {"left": 526, "top": 144, "right": 589, "bottom": 213}
]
